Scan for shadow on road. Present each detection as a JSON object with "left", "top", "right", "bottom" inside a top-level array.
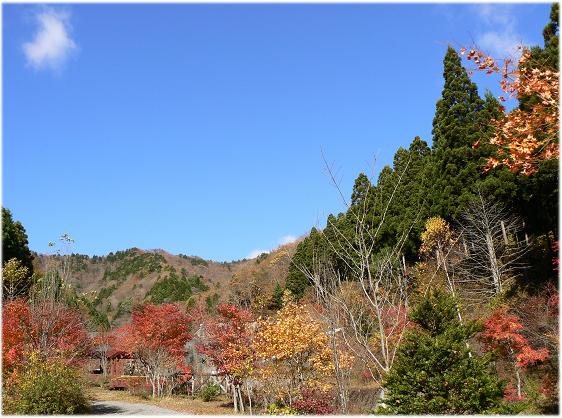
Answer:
[{"left": 90, "top": 403, "right": 126, "bottom": 414}]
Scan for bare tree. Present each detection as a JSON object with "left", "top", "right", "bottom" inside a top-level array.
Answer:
[
  {"left": 297, "top": 153, "right": 420, "bottom": 404},
  {"left": 304, "top": 255, "right": 351, "bottom": 413},
  {"left": 456, "top": 193, "right": 528, "bottom": 301}
]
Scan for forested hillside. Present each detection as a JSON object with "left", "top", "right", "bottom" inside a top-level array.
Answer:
[{"left": 30, "top": 243, "right": 298, "bottom": 326}]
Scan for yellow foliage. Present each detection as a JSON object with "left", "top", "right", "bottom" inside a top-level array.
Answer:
[
  {"left": 419, "top": 217, "right": 454, "bottom": 256},
  {"left": 252, "top": 302, "right": 352, "bottom": 404}
]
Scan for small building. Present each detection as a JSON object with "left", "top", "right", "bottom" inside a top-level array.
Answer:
[{"left": 107, "top": 349, "right": 147, "bottom": 390}]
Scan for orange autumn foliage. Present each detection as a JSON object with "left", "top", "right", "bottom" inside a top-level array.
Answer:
[
  {"left": 200, "top": 303, "right": 255, "bottom": 383},
  {"left": 460, "top": 47, "right": 559, "bottom": 175}
]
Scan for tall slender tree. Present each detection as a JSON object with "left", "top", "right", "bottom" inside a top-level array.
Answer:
[{"left": 430, "top": 47, "right": 494, "bottom": 220}]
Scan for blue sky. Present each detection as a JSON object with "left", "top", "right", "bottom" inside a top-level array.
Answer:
[{"left": 2, "top": 3, "right": 552, "bottom": 261}]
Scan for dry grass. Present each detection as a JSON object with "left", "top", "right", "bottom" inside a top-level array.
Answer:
[{"left": 86, "top": 386, "right": 236, "bottom": 415}]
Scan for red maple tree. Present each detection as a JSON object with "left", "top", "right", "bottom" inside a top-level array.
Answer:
[
  {"left": 200, "top": 303, "right": 254, "bottom": 380},
  {"left": 2, "top": 298, "right": 90, "bottom": 375},
  {"left": 199, "top": 303, "right": 255, "bottom": 412},
  {"left": 2, "top": 299, "right": 31, "bottom": 373},
  {"left": 116, "top": 303, "right": 192, "bottom": 397},
  {"left": 480, "top": 307, "right": 550, "bottom": 400}
]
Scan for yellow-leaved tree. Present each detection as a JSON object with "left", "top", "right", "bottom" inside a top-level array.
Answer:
[{"left": 252, "top": 301, "right": 352, "bottom": 407}]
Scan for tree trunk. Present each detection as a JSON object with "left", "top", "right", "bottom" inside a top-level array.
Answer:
[
  {"left": 151, "top": 376, "right": 157, "bottom": 398},
  {"left": 237, "top": 385, "right": 245, "bottom": 413},
  {"left": 246, "top": 382, "right": 253, "bottom": 415},
  {"left": 486, "top": 232, "right": 502, "bottom": 295},
  {"left": 232, "top": 382, "right": 239, "bottom": 412}
]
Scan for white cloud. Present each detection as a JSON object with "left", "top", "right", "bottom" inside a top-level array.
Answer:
[
  {"left": 246, "top": 249, "right": 270, "bottom": 259},
  {"left": 246, "top": 234, "right": 298, "bottom": 259},
  {"left": 472, "top": 4, "right": 525, "bottom": 59},
  {"left": 279, "top": 235, "right": 297, "bottom": 245},
  {"left": 23, "top": 8, "right": 77, "bottom": 71},
  {"left": 478, "top": 31, "right": 523, "bottom": 59}
]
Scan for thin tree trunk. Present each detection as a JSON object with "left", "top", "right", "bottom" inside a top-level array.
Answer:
[
  {"left": 246, "top": 382, "right": 253, "bottom": 415},
  {"left": 237, "top": 385, "right": 245, "bottom": 413},
  {"left": 232, "top": 382, "right": 239, "bottom": 412}
]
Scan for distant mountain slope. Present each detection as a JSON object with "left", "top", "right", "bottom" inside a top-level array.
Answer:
[
  {"left": 34, "top": 248, "right": 245, "bottom": 326},
  {"left": 33, "top": 242, "right": 300, "bottom": 326}
]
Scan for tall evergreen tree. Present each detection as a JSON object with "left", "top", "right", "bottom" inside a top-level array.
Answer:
[
  {"left": 350, "top": 173, "right": 372, "bottom": 207},
  {"left": 2, "top": 207, "right": 34, "bottom": 276},
  {"left": 430, "top": 46, "right": 494, "bottom": 220},
  {"left": 286, "top": 227, "right": 322, "bottom": 299},
  {"left": 380, "top": 290, "right": 508, "bottom": 414},
  {"left": 385, "top": 136, "right": 432, "bottom": 258}
]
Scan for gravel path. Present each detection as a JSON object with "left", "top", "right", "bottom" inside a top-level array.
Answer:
[{"left": 90, "top": 400, "right": 181, "bottom": 415}]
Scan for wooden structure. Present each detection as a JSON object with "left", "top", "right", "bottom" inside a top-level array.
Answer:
[{"left": 107, "top": 349, "right": 149, "bottom": 390}]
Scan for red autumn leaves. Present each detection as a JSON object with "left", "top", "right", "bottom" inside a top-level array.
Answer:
[
  {"left": 3, "top": 299, "right": 89, "bottom": 373},
  {"left": 480, "top": 308, "right": 549, "bottom": 368}
]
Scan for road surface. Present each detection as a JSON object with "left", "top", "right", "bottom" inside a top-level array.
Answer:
[{"left": 90, "top": 400, "right": 181, "bottom": 415}]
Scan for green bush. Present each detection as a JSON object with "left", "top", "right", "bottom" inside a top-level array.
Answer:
[
  {"left": 3, "top": 353, "right": 90, "bottom": 414},
  {"left": 199, "top": 383, "right": 221, "bottom": 402}
]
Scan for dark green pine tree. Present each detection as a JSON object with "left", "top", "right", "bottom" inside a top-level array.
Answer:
[
  {"left": 430, "top": 46, "right": 495, "bottom": 220},
  {"left": 270, "top": 282, "right": 284, "bottom": 310},
  {"left": 380, "top": 290, "right": 509, "bottom": 415},
  {"left": 384, "top": 136, "right": 432, "bottom": 259},
  {"left": 2, "top": 208, "right": 34, "bottom": 272},
  {"left": 351, "top": 173, "right": 372, "bottom": 207},
  {"left": 285, "top": 227, "right": 322, "bottom": 299},
  {"left": 2, "top": 207, "right": 34, "bottom": 297}
]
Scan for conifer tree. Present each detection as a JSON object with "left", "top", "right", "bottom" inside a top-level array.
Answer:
[
  {"left": 270, "top": 282, "right": 284, "bottom": 310},
  {"left": 385, "top": 136, "right": 432, "bottom": 258},
  {"left": 2, "top": 208, "right": 34, "bottom": 299},
  {"left": 430, "top": 47, "right": 492, "bottom": 220},
  {"left": 286, "top": 227, "right": 322, "bottom": 299},
  {"left": 350, "top": 173, "right": 372, "bottom": 207},
  {"left": 380, "top": 290, "right": 508, "bottom": 414}
]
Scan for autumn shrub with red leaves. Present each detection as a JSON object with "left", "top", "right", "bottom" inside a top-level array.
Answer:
[
  {"left": 2, "top": 298, "right": 31, "bottom": 373},
  {"left": 292, "top": 388, "right": 336, "bottom": 415},
  {"left": 480, "top": 308, "right": 549, "bottom": 367}
]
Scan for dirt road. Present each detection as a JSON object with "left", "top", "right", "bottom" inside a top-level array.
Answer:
[{"left": 90, "top": 400, "right": 181, "bottom": 415}]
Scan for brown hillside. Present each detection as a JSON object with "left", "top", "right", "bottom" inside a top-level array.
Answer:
[{"left": 34, "top": 242, "right": 301, "bottom": 326}]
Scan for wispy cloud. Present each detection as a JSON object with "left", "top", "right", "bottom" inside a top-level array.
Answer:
[
  {"left": 472, "top": 4, "right": 525, "bottom": 58},
  {"left": 246, "top": 249, "right": 269, "bottom": 259},
  {"left": 23, "top": 8, "right": 77, "bottom": 72},
  {"left": 246, "top": 234, "right": 299, "bottom": 259},
  {"left": 279, "top": 235, "right": 297, "bottom": 246}
]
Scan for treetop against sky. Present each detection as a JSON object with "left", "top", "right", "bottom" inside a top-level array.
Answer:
[{"left": 3, "top": 3, "right": 551, "bottom": 261}]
